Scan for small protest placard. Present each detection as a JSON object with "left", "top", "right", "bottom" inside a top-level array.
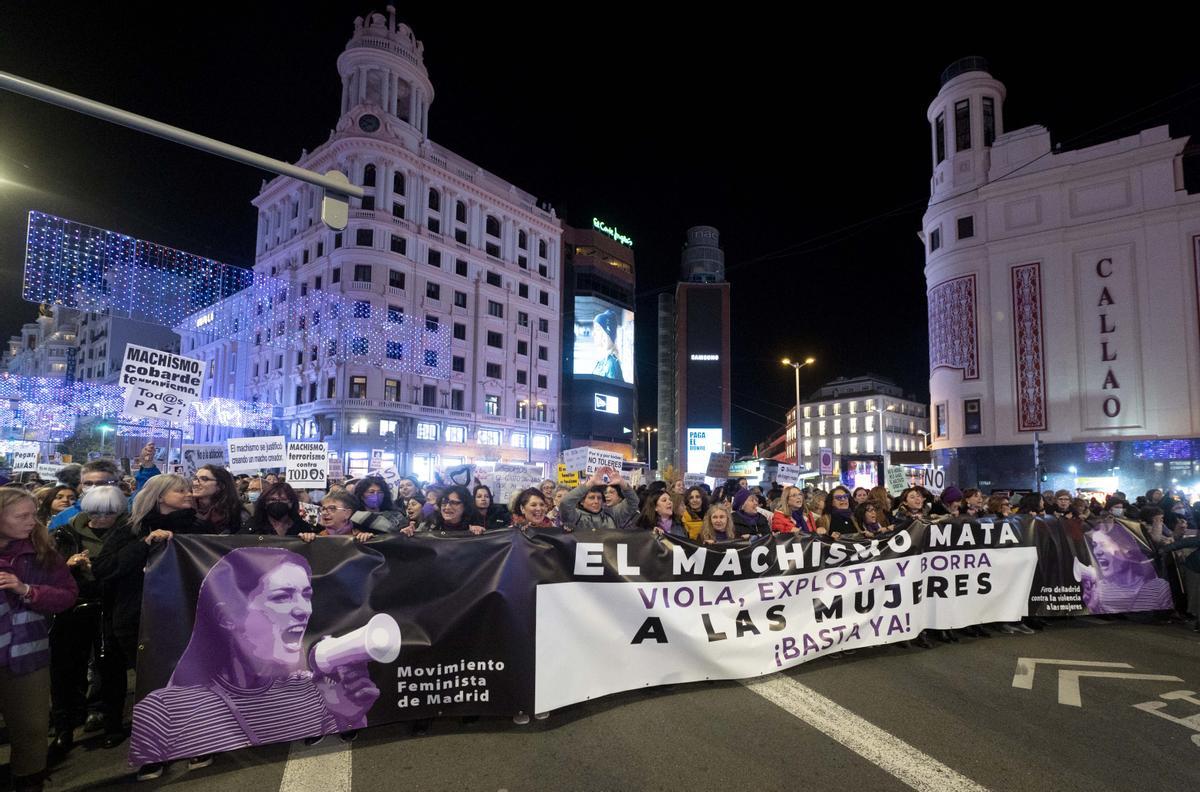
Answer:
[
  {"left": 561, "top": 447, "right": 624, "bottom": 476},
  {"left": 286, "top": 442, "right": 329, "bottom": 489},
  {"left": 11, "top": 444, "right": 38, "bottom": 473},
  {"left": 706, "top": 452, "right": 732, "bottom": 479},
  {"left": 227, "top": 436, "right": 286, "bottom": 474},
  {"left": 328, "top": 454, "right": 344, "bottom": 480},
  {"left": 37, "top": 463, "right": 61, "bottom": 481},
  {"left": 886, "top": 466, "right": 908, "bottom": 494},
  {"left": 775, "top": 463, "right": 800, "bottom": 486},
  {"left": 683, "top": 472, "right": 706, "bottom": 488},
  {"left": 490, "top": 463, "right": 544, "bottom": 507},
  {"left": 181, "top": 445, "right": 228, "bottom": 479},
  {"left": 556, "top": 463, "right": 580, "bottom": 489},
  {"left": 119, "top": 343, "right": 206, "bottom": 422}
]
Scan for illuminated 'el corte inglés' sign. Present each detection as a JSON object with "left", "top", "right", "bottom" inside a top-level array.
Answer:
[{"left": 592, "top": 218, "right": 633, "bottom": 247}]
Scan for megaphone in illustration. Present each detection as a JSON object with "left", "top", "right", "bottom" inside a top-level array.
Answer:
[
  {"left": 311, "top": 613, "right": 402, "bottom": 675},
  {"left": 1073, "top": 557, "right": 1096, "bottom": 584}
]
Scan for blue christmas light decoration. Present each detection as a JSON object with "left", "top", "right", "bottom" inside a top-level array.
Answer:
[{"left": 25, "top": 212, "right": 452, "bottom": 377}]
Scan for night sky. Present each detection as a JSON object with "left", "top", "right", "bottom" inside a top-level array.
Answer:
[{"left": 3, "top": 6, "right": 1199, "bottom": 452}]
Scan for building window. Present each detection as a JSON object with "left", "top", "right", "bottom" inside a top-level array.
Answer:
[
  {"left": 386, "top": 341, "right": 403, "bottom": 360},
  {"left": 331, "top": 267, "right": 340, "bottom": 283},
  {"left": 982, "top": 96, "right": 996, "bottom": 147},
  {"left": 537, "top": 374, "right": 547, "bottom": 389},
  {"left": 518, "top": 283, "right": 528, "bottom": 299},
  {"left": 392, "top": 203, "right": 405, "bottom": 220},
  {"left": 446, "top": 425, "right": 465, "bottom": 443},
  {"left": 538, "top": 318, "right": 549, "bottom": 333},
  {"left": 426, "top": 282, "right": 440, "bottom": 300},
  {"left": 538, "top": 263, "right": 547, "bottom": 278},
  {"left": 964, "top": 398, "right": 982, "bottom": 435},
  {"left": 427, "top": 217, "right": 440, "bottom": 234},
  {"left": 380, "top": 419, "right": 398, "bottom": 436},
  {"left": 428, "top": 189, "right": 440, "bottom": 211},
  {"left": 327, "top": 377, "right": 336, "bottom": 398},
  {"left": 423, "top": 350, "right": 438, "bottom": 368},
  {"left": 417, "top": 422, "right": 438, "bottom": 440},
  {"left": 516, "top": 369, "right": 527, "bottom": 386},
  {"left": 333, "top": 232, "right": 342, "bottom": 250},
  {"left": 487, "top": 331, "right": 504, "bottom": 348},
  {"left": 954, "top": 99, "right": 971, "bottom": 152},
  {"left": 349, "top": 376, "right": 367, "bottom": 399},
  {"left": 351, "top": 337, "right": 368, "bottom": 356},
  {"left": 517, "top": 340, "right": 528, "bottom": 356},
  {"left": 356, "top": 228, "right": 373, "bottom": 247},
  {"left": 452, "top": 355, "right": 465, "bottom": 372},
  {"left": 455, "top": 201, "right": 466, "bottom": 223},
  {"left": 486, "top": 362, "right": 502, "bottom": 379},
  {"left": 362, "top": 164, "right": 376, "bottom": 187},
  {"left": 517, "top": 311, "right": 529, "bottom": 327},
  {"left": 929, "top": 227, "right": 941, "bottom": 252},
  {"left": 484, "top": 396, "right": 500, "bottom": 417},
  {"left": 387, "top": 305, "right": 404, "bottom": 323},
  {"left": 389, "top": 269, "right": 405, "bottom": 289},
  {"left": 390, "top": 235, "right": 406, "bottom": 255},
  {"left": 485, "top": 215, "right": 501, "bottom": 237},
  {"left": 455, "top": 259, "right": 468, "bottom": 277},
  {"left": 957, "top": 216, "right": 974, "bottom": 240},
  {"left": 486, "top": 271, "right": 502, "bottom": 288},
  {"left": 453, "top": 322, "right": 466, "bottom": 340},
  {"left": 360, "top": 195, "right": 374, "bottom": 211},
  {"left": 833, "top": 419, "right": 841, "bottom": 435},
  {"left": 536, "top": 403, "right": 547, "bottom": 422},
  {"left": 539, "top": 290, "right": 549, "bottom": 306},
  {"left": 516, "top": 400, "right": 528, "bottom": 420},
  {"left": 936, "top": 402, "right": 948, "bottom": 438},
  {"left": 428, "top": 249, "right": 441, "bottom": 268},
  {"left": 353, "top": 300, "right": 371, "bottom": 319},
  {"left": 451, "top": 390, "right": 464, "bottom": 411},
  {"left": 425, "top": 315, "right": 439, "bottom": 332},
  {"left": 518, "top": 255, "right": 527, "bottom": 270},
  {"left": 487, "top": 300, "right": 503, "bottom": 318},
  {"left": 478, "top": 428, "right": 500, "bottom": 445},
  {"left": 384, "top": 379, "right": 399, "bottom": 401},
  {"left": 393, "top": 172, "right": 405, "bottom": 195},
  {"left": 511, "top": 432, "right": 527, "bottom": 449},
  {"left": 537, "top": 346, "right": 547, "bottom": 361},
  {"left": 818, "top": 420, "right": 826, "bottom": 436},
  {"left": 935, "top": 113, "right": 946, "bottom": 164},
  {"left": 538, "top": 240, "right": 547, "bottom": 257},
  {"left": 422, "top": 385, "right": 437, "bottom": 407},
  {"left": 533, "top": 433, "right": 549, "bottom": 450},
  {"left": 454, "top": 291, "right": 467, "bottom": 308},
  {"left": 315, "top": 275, "right": 323, "bottom": 289}
]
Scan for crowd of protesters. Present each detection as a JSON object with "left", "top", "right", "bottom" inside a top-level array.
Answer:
[{"left": 2, "top": 443, "right": 1198, "bottom": 790}]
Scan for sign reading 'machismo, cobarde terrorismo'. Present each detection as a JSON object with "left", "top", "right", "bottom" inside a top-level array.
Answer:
[
  {"left": 130, "top": 516, "right": 1171, "bottom": 765},
  {"left": 119, "top": 343, "right": 206, "bottom": 421}
]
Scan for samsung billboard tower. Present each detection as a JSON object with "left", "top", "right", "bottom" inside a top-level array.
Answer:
[{"left": 667, "top": 226, "right": 732, "bottom": 475}]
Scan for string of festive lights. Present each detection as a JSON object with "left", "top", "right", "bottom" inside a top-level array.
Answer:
[{"left": 24, "top": 212, "right": 453, "bottom": 376}]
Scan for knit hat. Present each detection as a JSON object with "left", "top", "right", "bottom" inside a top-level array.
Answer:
[
  {"left": 941, "top": 486, "right": 963, "bottom": 505},
  {"left": 732, "top": 488, "right": 756, "bottom": 512}
]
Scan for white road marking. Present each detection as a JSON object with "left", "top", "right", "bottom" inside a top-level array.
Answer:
[
  {"left": 279, "top": 739, "right": 352, "bottom": 792},
  {"left": 1011, "top": 657, "right": 1132, "bottom": 689},
  {"left": 743, "top": 675, "right": 990, "bottom": 792},
  {"left": 1057, "top": 670, "right": 1183, "bottom": 707}
]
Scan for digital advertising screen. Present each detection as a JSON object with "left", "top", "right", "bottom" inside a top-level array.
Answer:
[
  {"left": 573, "top": 296, "right": 634, "bottom": 385},
  {"left": 686, "top": 427, "right": 723, "bottom": 475}
]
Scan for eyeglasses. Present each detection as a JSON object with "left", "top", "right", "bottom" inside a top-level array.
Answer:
[
  {"left": 319, "top": 506, "right": 349, "bottom": 513},
  {"left": 81, "top": 479, "right": 119, "bottom": 488},
  {"left": 441, "top": 499, "right": 464, "bottom": 507},
  {"left": 833, "top": 494, "right": 850, "bottom": 501},
  {"left": 192, "top": 476, "right": 217, "bottom": 484}
]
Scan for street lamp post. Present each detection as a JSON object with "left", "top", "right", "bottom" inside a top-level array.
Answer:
[
  {"left": 640, "top": 426, "right": 657, "bottom": 467},
  {"left": 781, "top": 357, "right": 815, "bottom": 465},
  {"left": 875, "top": 404, "right": 896, "bottom": 477},
  {"left": 97, "top": 422, "right": 113, "bottom": 457}
]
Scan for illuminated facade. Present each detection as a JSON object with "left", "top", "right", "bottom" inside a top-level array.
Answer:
[
  {"left": 182, "top": 9, "right": 562, "bottom": 480},
  {"left": 924, "top": 58, "right": 1200, "bottom": 493}
]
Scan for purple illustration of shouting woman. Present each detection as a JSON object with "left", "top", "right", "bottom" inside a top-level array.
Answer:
[{"left": 130, "top": 547, "right": 400, "bottom": 766}]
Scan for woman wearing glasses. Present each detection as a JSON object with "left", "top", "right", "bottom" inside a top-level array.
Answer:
[
  {"left": 300, "top": 493, "right": 373, "bottom": 543},
  {"left": 191, "top": 466, "right": 251, "bottom": 535},
  {"left": 419, "top": 486, "right": 487, "bottom": 535},
  {"left": 243, "top": 483, "right": 309, "bottom": 537},
  {"left": 822, "top": 486, "right": 856, "bottom": 538}
]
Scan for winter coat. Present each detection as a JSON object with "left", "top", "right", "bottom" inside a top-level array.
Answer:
[
  {"left": 55, "top": 511, "right": 127, "bottom": 604},
  {"left": 731, "top": 509, "right": 770, "bottom": 538},
  {"left": 0, "top": 539, "right": 78, "bottom": 674},
  {"left": 560, "top": 484, "right": 639, "bottom": 532},
  {"left": 482, "top": 504, "right": 512, "bottom": 532}
]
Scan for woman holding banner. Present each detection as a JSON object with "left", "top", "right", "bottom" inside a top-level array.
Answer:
[
  {"left": 192, "top": 465, "right": 250, "bottom": 534},
  {"left": 561, "top": 468, "right": 638, "bottom": 533},
  {"left": 350, "top": 477, "right": 409, "bottom": 535},
  {"left": 700, "top": 503, "right": 736, "bottom": 543},
  {"left": 510, "top": 488, "right": 555, "bottom": 532},
  {"left": 679, "top": 486, "right": 709, "bottom": 539},
  {"left": 243, "top": 483, "right": 308, "bottom": 537},
  {"left": 730, "top": 489, "right": 770, "bottom": 539},
  {"left": 638, "top": 491, "right": 686, "bottom": 537},
  {"left": 301, "top": 492, "right": 374, "bottom": 543},
  {"left": 473, "top": 485, "right": 512, "bottom": 532},
  {"left": 418, "top": 486, "right": 487, "bottom": 534}
]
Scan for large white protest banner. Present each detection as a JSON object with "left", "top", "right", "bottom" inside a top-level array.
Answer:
[
  {"left": 286, "top": 442, "right": 329, "bottom": 489},
  {"left": 119, "top": 344, "right": 206, "bottom": 422},
  {"left": 180, "top": 445, "right": 228, "bottom": 479},
  {"left": 226, "top": 436, "right": 286, "bottom": 474},
  {"left": 562, "top": 447, "right": 624, "bottom": 477}
]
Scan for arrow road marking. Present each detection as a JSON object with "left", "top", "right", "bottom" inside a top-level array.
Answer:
[
  {"left": 1011, "top": 657, "right": 1132, "bottom": 689},
  {"left": 1058, "top": 671, "right": 1183, "bottom": 707}
]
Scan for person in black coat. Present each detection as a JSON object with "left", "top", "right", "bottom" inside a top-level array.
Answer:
[
  {"left": 730, "top": 489, "right": 770, "bottom": 538},
  {"left": 472, "top": 485, "right": 511, "bottom": 532},
  {"left": 91, "top": 474, "right": 205, "bottom": 748},
  {"left": 240, "top": 482, "right": 310, "bottom": 536}
]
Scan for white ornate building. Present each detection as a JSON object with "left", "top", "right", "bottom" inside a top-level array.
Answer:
[
  {"left": 924, "top": 57, "right": 1200, "bottom": 494},
  {"left": 179, "top": 8, "right": 563, "bottom": 481}
]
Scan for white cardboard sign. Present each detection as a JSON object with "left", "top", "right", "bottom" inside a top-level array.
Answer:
[
  {"left": 286, "top": 442, "right": 329, "bottom": 489},
  {"left": 119, "top": 343, "right": 207, "bottom": 421},
  {"left": 226, "top": 436, "right": 286, "bottom": 474},
  {"left": 561, "top": 447, "right": 624, "bottom": 477},
  {"left": 11, "top": 444, "right": 38, "bottom": 473},
  {"left": 180, "top": 445, "right": 228, "bottom": 479}
]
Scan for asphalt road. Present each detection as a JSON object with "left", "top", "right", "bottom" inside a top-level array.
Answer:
[{"left": 10, "top": 618, "right": 1200, "bottom": 792}]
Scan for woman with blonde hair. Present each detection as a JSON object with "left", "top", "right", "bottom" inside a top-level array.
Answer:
[
  {"left": 699, "top": 503, "right": 736, "bottom": 544},
  {"left": 0, "top": 488, "right": 79, "bottom": 792},
  {"left": 805, "top": 489, "right": 829, "bottom": 536}
]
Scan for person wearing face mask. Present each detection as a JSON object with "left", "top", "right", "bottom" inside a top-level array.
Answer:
[
  {"left": 349, "top": 477, "right": 409, "bottom": 535},
  {"left": 244, "top": 477, "right": 264, "bottom": 505},
  {"left": 560, "top": 468, "right": 638, "bottom": 533},
  {"left": 242, "top": 483, "right": 309, "bottom": 537}
]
